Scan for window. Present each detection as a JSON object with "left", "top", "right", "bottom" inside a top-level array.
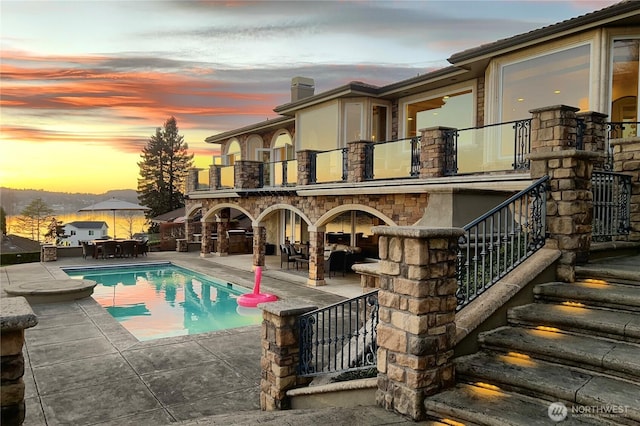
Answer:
[
  {"left": 372, "top": 105, "right": 388, "bottom": 142},
  {"left": 70, "top": 230, "right": 76, "bottom": 236},
  {"left": 344, "top": 103, "right": 363, "bottom": 143},
  {"left": 88, "top": 230, "right": 94, "bottom": 236},
  {"left": 273, "top": 132, "right": 294, "bottom": 161},
  {"left": 611, "top": 38, "right": 639, "bottom": 137},
  {"left": 404, "top": 90, "right": 473, "bottom": 137},
  {"left": 298, "top": 102, "right": 339, "bottom": 151},
  {"left": 226, "top": 140, "right": 241, "bottom": 164},
  {"left": 501, "top": 44, "right": 591, "bottom": 122}
]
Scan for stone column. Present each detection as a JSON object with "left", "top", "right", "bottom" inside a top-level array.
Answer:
[
  {"left": 1, "top": 297, "right": 38, "bottom": 426},
  {"left": 253, "top": 225, "right": 266, "bottom": 268},
  {"left": 260, "top": 301, "right": 317, "bottom": 411},
  {"left": 374, "top": 226, "right": 462, "bottom": 421},
  {"left": 347, "top": 140, "right": 371, "bottom": 183},
  {"left": 611, "top": 137, "right": 640, "bottom": 242},
  {"left": 235, "top": 160, "right": 262, "bottom": 189},
  {"left": 216, "top": 208, "right": 230, "bottom": 256},
  {"left": 420, "top": 126, "right": 456, "bottom": 178},
  {"left": 306, "top": 228, "right": 325, "bottom": 287},
  {"left": 529, "top": 105, "right": 599, "bottom": 282},
  {"left": 186, "top": 168, "right": 199, "bottom": 192},
  {"left": 200, "top": 221, "right": 213, "bottom": 257},
  {"left": 210, "top": 165, "right": 221, "bottom": 190},
  {"left": 296, "top": 150, "right": 315, "bottom": 185},
  {"left": 40, "top": 245, "right": 57, "bottom": 262}
]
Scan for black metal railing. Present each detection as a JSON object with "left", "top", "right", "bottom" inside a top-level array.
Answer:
[
  {"left": 299, "top": 291, "right": 379, "bottom": 377},
  {"left": 604, "top": 122, "right": 640, "bottom": 171},
  {"left": 513, "top": 119, "right": 532, "bottom": 170},
  {"left": 592, "top": 171, "right": 632, "bottom": 242},
  {"left": 443, "top": 129, "right": 458, "bottom": 176},
  {"left": 310, "top": 148, "right": 348, "bottom": 183},
  {"left": 456, "top": 176, "right": 549, "bottom": 311},
  {"left": 362, "top": 137, "right": 421, "bottom": 180},
  {"left": 575, "top": 118, "right": 586, "bottom": 150}
]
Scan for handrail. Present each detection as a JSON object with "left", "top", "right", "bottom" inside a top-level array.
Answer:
[
  {"left": 592, "top": 170, "right": 632, "bottom": 242},
  {"left": 299, "top": 290, "right": 379, "bottom": 377},
  {"left": 456, "top": 175, "right": 549, "bottom": 310}
]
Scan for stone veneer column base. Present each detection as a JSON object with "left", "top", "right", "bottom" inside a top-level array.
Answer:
[{"left": 306, "top": 278, "right": 326, "bottom": 287}]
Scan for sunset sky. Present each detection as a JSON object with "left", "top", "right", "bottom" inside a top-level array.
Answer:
[{"left": 1, "top": 0, "right": 620, "bottom": 194}]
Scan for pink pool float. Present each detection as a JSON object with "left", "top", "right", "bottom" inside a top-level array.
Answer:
[{"left": 237, "top": 266, "right": 278, "bottom": 307}]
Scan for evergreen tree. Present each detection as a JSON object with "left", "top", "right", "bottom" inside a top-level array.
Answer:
[
  {"left": 15, "top": 198, "right": 54, "bottom": 242},
  {"left": 0, "top": 207, "right": 6, "bottom": 235},
  {"left": 137, "top": 117, "right": 193, "bottom": 225}
]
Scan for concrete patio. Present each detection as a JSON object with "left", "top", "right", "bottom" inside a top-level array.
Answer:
[{"left": 1, "top": 252, "right": 419, "bottom": 425}]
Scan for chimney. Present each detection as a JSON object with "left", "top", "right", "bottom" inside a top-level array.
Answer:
[{"left": 291, "top": 77, "right": 315, "bottom": 102}]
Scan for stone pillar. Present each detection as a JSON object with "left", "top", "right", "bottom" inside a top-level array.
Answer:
[
  {"left": 186, "top": 168, "right": 199, "bottom": 192},
  {"left": 235, "top": 160, "right": 263, "bottom": 189},
  {"left": 419, "top": 127, "right": 456, "bottom": 178},
  {"left": 40, "top": 245, "right": 57, "bottom": 262},
  {"left": 611, "top": 137, "right": 640, "bottom": 242},
  {"left": 260, "top": 301, "right": 317, "bottom": 411},
  {"left": 296, "top": 150, "right": 315, "bottom": 185},
  {"left": 200, "top": 221, "right": 213, "bottom": 257},
  {"left": 374, "top": 226, "right": 462, "bottom": 421},
  {"left": 347, "top": 140, "right": 371, "bottom": 183},
  {"left": 529, "top": 105, "right": 599, "bottom": 282},
  {"left": 1, "top": 297, "right": 38, "bottom": 426},
  {"left": 253, "top": 225, "right": 266, "bottom": 268},
  {"left": 216, "top": 208, "right": 230, "bottom": 256},
  {"left": 176, "top": 239, "right": 188, "bottom": 252},
  {"left": 210, "top": 165, "right": 221, "bottom": 190},
  {"left": 306, "top": 229, "right": 325, "bottom": 287}
]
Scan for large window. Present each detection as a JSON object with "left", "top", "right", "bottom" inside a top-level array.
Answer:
[
  {"left": 405, "top": 90, "right": 473, "bottom": 138},
  {"left": 344, "top": 103, "right": 363, "bottom": 143},
  {"left": 298, "top": 102, "right": 339, "bottom": 151},
  {"left": 501, "top": 44, "right": 591, "bottom": 122},
  {"left": 611, "top": 38, "right": 639, "bottom": 137},
  {"left": 226, "top": 140, "right": 241, "bottom": 164},
  {"left": 372, "top": 105, "right": 388, "bottom": 142}
]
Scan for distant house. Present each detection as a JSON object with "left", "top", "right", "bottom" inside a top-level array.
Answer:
[
  {"left": 61, "top": 221, "right": 108, "bottom": 246},
  {"left": 1, "top": 234, "right": 41, "bottom": 254}
]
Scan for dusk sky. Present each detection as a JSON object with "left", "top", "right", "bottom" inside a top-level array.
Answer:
[{"left": 1, "top": 0, "right": 620, "bottom": 194}]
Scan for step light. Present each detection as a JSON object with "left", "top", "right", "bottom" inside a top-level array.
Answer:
[
  {"left": 441, "top": 419, "right": 466, "bottom": 426},
  {"left": 475, "top": 382, "right": 500, "bottom": 391},
  {"left": 536, "top": 326, "right": 561, "bottom": 333},
  {"left": 582, "top": 278, "right": 609, "bottom": 286},
  {"left": 562, "top": 301, "right": 585, "bottom": 307}
]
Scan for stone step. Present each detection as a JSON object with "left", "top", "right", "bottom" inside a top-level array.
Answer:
[
  {"left": 575, "top": 264, "right": 640, "bottom": 286},
  {"left": 507, "top": 303, "right": 640, "bottom": 343},
  {"left": 478, "top": 326, "right": 640, "bottom": 381},
  {"left": 424, "top": 383, "right": 617, "bottom": 425},
  {"left": 455, "top": 351, "right": 640, "bottom": 424},
  {"left": 534, "top": 281, "right": 640, "bottom": 312}
]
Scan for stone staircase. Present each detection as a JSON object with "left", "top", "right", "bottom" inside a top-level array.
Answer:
[{"left": 425, "top": 260, "right": 640, "bottom": 425}]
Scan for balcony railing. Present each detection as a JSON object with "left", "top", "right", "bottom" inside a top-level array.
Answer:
[
  {"left": 196, "top": 169, "right": 210, "bottom": 191},
  {"left": 299, "top": 291, "right": 379, "bottom": 377},
  {"left": 447, "top": 119, "right": 532, "bottom": 175},
  {"left": 363, "top": 137, "right": 420, "bottom": 180},
  {"left": 592, "top": 171, "right": 632, "bottom": 242},
  {"left": 261, "top": 159, "right": 298, "bottom": 187},
  {"left": 310, "top": 148, "right": 347, "bottom": 183},
  {"left": 456, "top": 175, "right": 548, "bottom": 310},
  {"left": 219, "top": 165, "right": 235, "bottom": 188}
]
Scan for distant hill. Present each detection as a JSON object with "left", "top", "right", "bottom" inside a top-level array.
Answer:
[{"left": 0, "top": 187, "right": 139, "bottom": 215}]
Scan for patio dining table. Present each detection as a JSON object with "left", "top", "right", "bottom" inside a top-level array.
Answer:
[{"left": 89, "top": 239, "right": 141, "bottom": 259}]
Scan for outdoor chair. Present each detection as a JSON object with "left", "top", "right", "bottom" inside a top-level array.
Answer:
[
  {"left": 101, "top": 240, "right": 118, "bottom": 258},
  {"left": 138, "top": 240, "right": 149, "bottom": 256},
  {"left": 81, "top": 241, "right": 95, "bottom": 259},
  {"left": 120, "top": 240, "right": 137, "bottom": 258},
  {"left": 280, "top": 244, "right": 299, "bottom": 269},
  {"left": 324, "top": 250, "right": 347, "bottom": 277}
]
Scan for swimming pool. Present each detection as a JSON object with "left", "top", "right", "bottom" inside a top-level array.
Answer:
[{"left": 63, "top": 262, "right": 262, "bottom": 341}]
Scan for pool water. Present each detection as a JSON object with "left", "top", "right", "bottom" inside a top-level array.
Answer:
[{"left": 64, "top": 263, "right": 262, "bottom": 341}]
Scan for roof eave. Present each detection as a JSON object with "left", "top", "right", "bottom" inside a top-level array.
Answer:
[{"left": 204, "top": 116, "right": 295, "bottom": 144}]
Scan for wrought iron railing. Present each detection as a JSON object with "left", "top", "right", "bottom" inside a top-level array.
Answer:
[
  {"left": 261, "top": 159, "right": 297, "bottom": 187},
  {"left": 362, "top": 137, "right": 421, "bottom": 180},
  {"left": 592, "top": 171, "right": 632, "bottom": 242},
  {"left": 604, "top": 122, "right": 640, "bottom": 170},
  {"left": 456, "top": 176, "right": 549, "bottom": 310},
  {"left": 299, "top": 291, "right": 379, "bottom": 377},
  {"left": 443, "top": 129, "right": 458, "bottom": 176}
]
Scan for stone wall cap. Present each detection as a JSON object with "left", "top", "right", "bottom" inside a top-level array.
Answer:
[
  {"left": 258, "top": 300, "right": 317, "bottom": 316},
  {"left": 609, "top": 137, "right": 640, "bottom": 146},
  {"left": 0, "top": 297, "right": 38, "bottom": 331},
  {"left": 528, "top": 104, "right": 580, "bottom": 114},
  {"left": 527, "top": 149, "right": 601, "bottom": 161},
  {"left": 371, "top": 226, "right": 464, "bottom": 238}
]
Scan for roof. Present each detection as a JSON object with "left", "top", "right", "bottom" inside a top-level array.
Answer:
[
  {"left": 205, "top": 116, "right": 294, "bottom": 144},
  {"left": 150, "top": 207, "right": 186, "bottom": 224},
  {"left": 1, "top": 234, "right": 42, "bottom": 254},
  {"left": 65, "top": 221, "right": 108, "bottom": 229}
]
